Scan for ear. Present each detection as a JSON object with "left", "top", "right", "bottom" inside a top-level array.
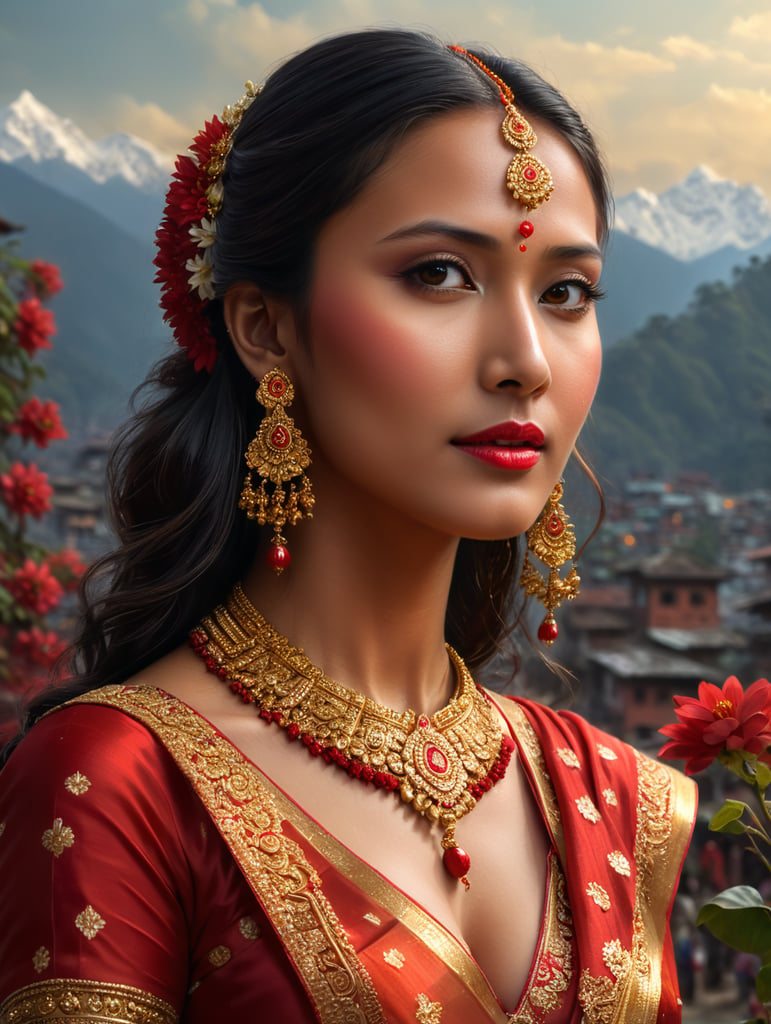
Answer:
[{"left": 224, "top": 282, "right": 298, "bottom": 379}]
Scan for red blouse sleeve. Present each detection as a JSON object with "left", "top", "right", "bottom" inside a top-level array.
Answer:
[{"left": 0, "top": 703, "right": 202, "bottom": 1019}]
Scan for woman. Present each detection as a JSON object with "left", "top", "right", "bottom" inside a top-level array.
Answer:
[{"left": 0, "top": 29, "right": 695, "bottom": 1023}]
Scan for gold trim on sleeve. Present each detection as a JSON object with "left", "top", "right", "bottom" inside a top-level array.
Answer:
[
  {"left": 0, "top": 978, "right": 177, "bottom": 1024},
  {"left": 67, "top": 686, "right": 385, "bottom": 1024}
]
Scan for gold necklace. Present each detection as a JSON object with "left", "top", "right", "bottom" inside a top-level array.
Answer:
[{"left": 190, "top": 584, "right": 514, "bottom": 887}]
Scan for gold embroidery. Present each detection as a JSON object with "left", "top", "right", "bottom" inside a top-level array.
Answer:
[
  {"left": 596, "top": 744, "right": 617, "bottom": 761},
  {"left": 608, "top": 851, "right": 631, "bottom": 877},
  {"left": 41, "top": 818, "right": 75, "bottom": 857},
  {"left": 575, "top": 796, "right": 601, "bottom": 823},
  {"left": 415, "top": 993, "right": 442, "bottom": 1024},
  {"left": 32, "top": 947, "right": 50, "bottom": 974},
  {"left": 69, "top": 686, "right": 386, "bottom": 1024},
  {"left": 602, "top": 788, "right": 618, "bottom": 806},
  {"left": 0, "top": 978, "right": 176, "bottom": 1023},
  {"left": 555, "top": 748, "right": 580, "bottom": 769},
  {"left": 74, "top": 905, "right": 105, "bottom": 940},
  {"left": 208, "top": 945, "right": 231, "bottom": 967},
  {"left": 514, "top": 856, "right": 574, "bottom": 1021},
  {"left": 363, "top": 912, "right": 381, "bottom": 925},
  {"left": 64, "top": 771, "right": 91, "bottom": 796},
  {"left": 586, "top": 883, "right": 611, "bottom": 912},
  {"left": 383, "top": 949, "right": 405, "bottom": 969},
  {"left": 238, "top": 916, "right": 261, "bottom": 940}
]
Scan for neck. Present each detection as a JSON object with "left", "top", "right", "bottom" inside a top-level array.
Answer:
[{"left": 241, "top": 498, "right": 461, "bottom": 713}]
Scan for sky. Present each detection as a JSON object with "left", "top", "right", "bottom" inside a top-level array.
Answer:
[{"left": 1, "top": 0, "right": 770, "bottom": 196}]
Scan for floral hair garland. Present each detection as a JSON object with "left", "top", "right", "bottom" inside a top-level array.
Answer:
[{"left": 153, "top": 82, "right": 260, "bottom": 373}]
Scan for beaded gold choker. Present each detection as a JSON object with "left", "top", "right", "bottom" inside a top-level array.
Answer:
[{"left": 190, "top": 584, "right": 514, "bottom": 887}]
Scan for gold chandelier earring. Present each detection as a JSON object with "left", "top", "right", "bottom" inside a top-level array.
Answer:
[
  {"left": 519, "top": 481, "right": 580, "bottom": 646},
  {"left": 238, "top": 368, "right": 315, "bottom": 573}
]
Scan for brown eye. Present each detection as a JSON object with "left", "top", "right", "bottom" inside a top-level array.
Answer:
[
  {"left": 418, "top": 263, "right": 451, "bottom": 286},
  {"left": 543, "top": 283, "right": 571, "bottom": 305}
]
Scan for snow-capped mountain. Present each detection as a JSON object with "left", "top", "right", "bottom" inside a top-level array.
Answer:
[
  {"left": 0, "top": 90, "right": 171, "bottom": 193},
  {"left": 615, "top": 166, "right": 771, "bottom": 261}
]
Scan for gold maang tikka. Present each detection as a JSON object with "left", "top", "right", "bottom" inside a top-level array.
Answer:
[
  {"left": 449, "top": 47, "right": 553, "bottom": 250},
  {"left": 238, "top": 368, "right": 315, "bottom": 573},
  {"left": 520, "top": 482, "right": 580, "bottom": 646}
]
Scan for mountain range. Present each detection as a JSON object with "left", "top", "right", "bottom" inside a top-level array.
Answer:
[{"left": 2, "top": 90, "right": 771, "bottom": 483}]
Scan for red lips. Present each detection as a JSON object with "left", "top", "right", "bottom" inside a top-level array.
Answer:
[{"left": 452, "top": 421, "right": 544, "bottom": 471}]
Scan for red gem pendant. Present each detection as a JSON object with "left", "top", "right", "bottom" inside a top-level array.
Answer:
[
  {"left": 267, "top": 544, "right": 291, "bottom": 574},
  {"left": 537, "top": 614, "right": 559, "bottom": 646},
  {"left": 443, "top": 845, "right": 471, "bottom": 889},
  {"left": 519, "top": 220, "right": 534, "bottom": 238}
]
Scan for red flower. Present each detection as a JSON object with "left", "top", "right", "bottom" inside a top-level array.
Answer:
[
  {"left": 47, "top": 548, "right": 87, "bottom": 591},
  {"left": 6, "top": 558, "right": 63, "bottom": 615},
  {"left": 13, "top": 297, "right": 56, "bottom": 354},
  {"left": 29, "top": 260, "right": 63, "bottom": 298},
  {"left": 659, "top": 677, "right": 771, "bottom": 774},
  {"left": 11, "top": 627, "right": 67, "bottom": 669},
  {"left": 10, "top": 397, "right": 68, "bottom": 447},
  {"left": 0, "top": 462, "right": 53, "bottom": 518}
]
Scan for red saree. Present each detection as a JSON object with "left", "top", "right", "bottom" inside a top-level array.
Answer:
[{"left": 0, "top": 685, "right": 695, "bottom": 1023}]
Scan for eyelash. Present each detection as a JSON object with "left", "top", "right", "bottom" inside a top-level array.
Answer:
[{"left": 400, "top": 257, "right": 605, "bottom": 316}]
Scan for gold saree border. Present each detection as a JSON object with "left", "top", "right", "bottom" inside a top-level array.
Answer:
[
  {"left": 578, "top": 752, "right": 697, "bottom": 1024},
  {"left": 67, "top": 687, "right": 386, "bottom": 1024},
  {"left": 0, "top": 978, "right": 176, "bottom": 1024}
]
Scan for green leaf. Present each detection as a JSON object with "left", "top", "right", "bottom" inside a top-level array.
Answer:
[
  {"left": 697, "top": 886, "right": 771, "bottom": 954},
  {"left": 710, "top": 799, "right": 748, "bottom": 833},
  {"left": 757, "top": 964, "right": 771, "bottom": 1004},
  {"left": 755, "top": 761, "right": 771, "bottom": 791}
]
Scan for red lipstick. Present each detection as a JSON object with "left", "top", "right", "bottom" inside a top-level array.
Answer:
[{"left": 452, "top": 421, "right": 544, "bottom": 470}]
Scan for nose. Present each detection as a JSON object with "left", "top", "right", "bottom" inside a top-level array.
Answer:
[{"left": 480, "top": 292, "right": 551, "bottom": 396}]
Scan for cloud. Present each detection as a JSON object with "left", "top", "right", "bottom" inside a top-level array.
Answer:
[
  {"left": 108, "top": 96, "right": 194, "bottom": 154},
  {"left": 730, "top": 12, "right": 771, "bottom": 43},
  {"left": 661, "top": 36, "right": 716, "bottom": 61}
]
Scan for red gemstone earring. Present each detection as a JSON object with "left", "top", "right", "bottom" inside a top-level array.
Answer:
[
  {"left": 519, "top": 481, "right": 580, "bottom": 645},
  {"left": 238, "top": 368, "right": 315, "bottom": 573}
]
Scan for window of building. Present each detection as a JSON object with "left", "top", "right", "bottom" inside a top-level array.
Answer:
[
  {"left": 689, "top": 590, "right": 706, "bottom": 606},
  {"left": 659, "top": 588, "right": 676, "bottom": 606}
]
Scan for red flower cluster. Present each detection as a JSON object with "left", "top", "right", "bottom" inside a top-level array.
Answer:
[
  {"left": 11, "top": 627, "right": 67, "bottom": 669},
  {"left": 660, "top": 676, "right": 771, "bottom": 774},
  {"left": 13, "top": 297, "right": 56, "bottom": 355},
  {"left": 29, "top": 260, "right": 63, "bottom": 298},
  {"left": 47, "top": 548, "right": 87, "bottom": 591},
  {"left": 10, "top": 397, "right": 68, "bottom": 447},
  {"left": 153, "top": 117, "right": 227, "bottom": 374},
  {"left": 0, "top": 462, "right": 53, "bottom": 518},
  {"left": 6, "top": 559, "right": 63, "bottom": 616}
]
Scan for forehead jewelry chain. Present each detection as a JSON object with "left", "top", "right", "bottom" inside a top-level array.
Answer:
[{"left": 449, "top": 46, "right": 553, "bottom": 250}]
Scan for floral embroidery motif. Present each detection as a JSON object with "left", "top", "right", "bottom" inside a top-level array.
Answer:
[
  {"left": 556, "top": 747, "right": 580, "bottom": 769},
  {"left": 575, "top": 796, "right": 601, "bottom": 823},
  {"left": 32, "top": 947, "right": 50, "bottom": 974},
  {"left": 0, "top": 979, "right": 176, "bottom": 1024},
  {"left": 608, "top": 851, "right": 631, "bottom": 877},
  {"left": 41, "top": 818, "right": 74, "bottom": 857},
  {"left": 602, "top": 788, "right": 618, "bottom": 806},
  {"left": 64, "top": 771, "right": 91, "bottom": 795},
  {"left": 75, "top": 905, "right": 105, "bottom": 939},
  {"left": 383, "top": 948, "right": 406, "bottom": 969},
  {"left": 239, "top": 916, "right": 261, "bottom": 940},
  {"left": 208, "top": 945, "right": 232, "bottom": 967},
  {"left": 364, "top": 912, "right": 382, "bottom": 925},
  {"left": 514, "top": 859, "right": 574, "bottom": 1021},
  {"left": 586, "top": 882, "right": 611, "bottom": 911},
  {"left": 415, "top": 993, "right": 442, "bottom": 1023},
  {"left": 596, "top": 744, "right": 617, "bottom": 761}
]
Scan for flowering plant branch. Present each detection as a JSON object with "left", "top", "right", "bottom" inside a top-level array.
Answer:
[
  {"left": 0, "top": 238, "right": 84, "bottom": 714},
  {"left": 661, "top": 676, "right": 771, "bottom": 1021}
]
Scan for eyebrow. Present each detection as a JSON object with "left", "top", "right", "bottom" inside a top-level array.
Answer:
[{"left": 380, "top": 221, "right": 603, "bottom": 263}]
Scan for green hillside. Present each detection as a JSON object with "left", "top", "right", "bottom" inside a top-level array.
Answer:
[{"left": 584, "top": 254, "right": 771, "bottom": 491}]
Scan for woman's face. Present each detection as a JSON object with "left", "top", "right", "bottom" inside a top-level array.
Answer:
[{"left": 288, "top": 106, "right": 603, "bottom": 542}]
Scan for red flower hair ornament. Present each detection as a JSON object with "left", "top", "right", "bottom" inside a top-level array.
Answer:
[
  {"left": 659, "top": 676, "right": 771, "bottom": 775},
  {"left": 153, "top": 82, "right": 260, "bottom": 373}
]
